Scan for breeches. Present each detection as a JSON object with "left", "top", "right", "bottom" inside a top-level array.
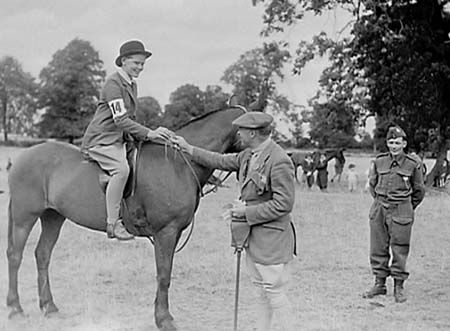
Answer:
[
  {"left": 369, "top": 200, "right": 414, "bottom": 280},
  {"left": 87, "top": 143, "right": 130, "bottom": 224},
  {"left": 245, "top": 254, "right": 295, "bottom": 331}
]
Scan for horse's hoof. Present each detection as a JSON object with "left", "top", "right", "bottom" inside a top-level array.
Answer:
[
  {"left": 41, "top": 302, "right": 59, "bottom": 316},
  {"left": 158, "top": 319, "right": 178, "bottom": 331},
  {"left": 8, "top": 306, "right": 27, "bottom": 320}
]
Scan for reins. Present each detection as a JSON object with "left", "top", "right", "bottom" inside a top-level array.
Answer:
[{"left": 134, "top": 138, "right": 216, "bottom": 253}]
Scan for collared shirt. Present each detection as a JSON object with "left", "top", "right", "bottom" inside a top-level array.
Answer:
[{"left": 117, "top": 68, "right": 135, "bottom": 86}]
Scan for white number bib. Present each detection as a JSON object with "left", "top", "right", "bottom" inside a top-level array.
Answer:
[{"left": 108, "top": 98, "right": 127, "bottom": 119}]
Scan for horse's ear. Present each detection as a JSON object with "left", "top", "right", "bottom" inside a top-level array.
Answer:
[
  {"left": 227, "top": 95, "right": 238, "bottom": 107},
  {"left": 248, "top": 78, "right": 270, "bottom": 112}
]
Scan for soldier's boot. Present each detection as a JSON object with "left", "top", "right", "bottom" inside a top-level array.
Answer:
[
  {"left": 362, "top": 277, "right": 387, "bottom": 298},
  {"left": 394, "top": 279, "right": 407, "bottom": 303}
]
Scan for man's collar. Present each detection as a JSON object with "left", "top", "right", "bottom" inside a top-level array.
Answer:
[
  {"left": 252, "top": 137, "right": 271, "bottom": 155},
  {"left": 389, "top": 151, "right": 406, "bottom": 165},
  {"left": 117, "top": 68, "right": 135, "bottom": 86}
]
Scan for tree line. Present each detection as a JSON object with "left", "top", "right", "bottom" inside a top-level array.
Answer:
[
  {"left": 252, "top": 0, "right": 450, "bottom": 185},
  {"left": 0, "top": 38, "right": 298, "bottom": 144},
  {"left": 2, "top": 0, "right": 450, "bottom": 179}
]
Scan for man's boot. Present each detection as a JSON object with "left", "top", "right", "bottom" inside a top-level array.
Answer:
[
  {"left": 394, "top": 279, "right": 407, "bottom": 303},
  {"left": 362, "top": 277, "right": 387, "bottom": 298}
]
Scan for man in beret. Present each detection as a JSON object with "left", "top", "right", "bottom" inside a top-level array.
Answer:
[
  {"left": 172, "top": 111, "right": 297, "bottom": 330},
  {"left": 82, "top": 40, "right": 173, "bottom": 240},
  {"left": 363, "top": 125, "right": 425, "bottom": 303}
]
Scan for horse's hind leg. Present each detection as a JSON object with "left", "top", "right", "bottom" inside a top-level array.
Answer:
[
  {"left": 6, "top": 201, "right": 39, "bottom": 318},
  {"left": 35, "top": 209, "right": 65, "bottom": 316}
]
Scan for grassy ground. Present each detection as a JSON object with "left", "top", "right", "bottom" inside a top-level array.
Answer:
[{"left": 0, "top": 147, "right": 449, "bottom": 331}]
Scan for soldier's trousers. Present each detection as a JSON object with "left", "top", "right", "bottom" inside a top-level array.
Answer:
[{"left": 369, "top": 199, "right": 414, "bottom": 281}]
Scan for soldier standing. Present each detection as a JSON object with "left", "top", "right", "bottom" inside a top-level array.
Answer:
[{"left": 363, "top": 126, "right": 425, "bottom": 303}]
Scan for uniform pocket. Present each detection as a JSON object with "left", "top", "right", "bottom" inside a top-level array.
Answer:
[
  {"left": 392, "top": 216, "right": 413, "bottom": 225},
  {"left": 249, "top": 171, "right": 268, "bottom": 195},
  {"left": 262, "top": 223, "right": 285, "bottom": 231}
]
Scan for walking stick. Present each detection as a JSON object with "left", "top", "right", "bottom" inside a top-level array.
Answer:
[
  {"left": 233, "top": 246, "right": 243, "bottom": 331},
  {"left": 230, "top": 217, "right": 250, "bottom": 331}
]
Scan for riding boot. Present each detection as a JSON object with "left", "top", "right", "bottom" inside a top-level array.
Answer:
[
  {"left": 107, "top": 219, "right": 134, "bottom": 241},
  {"left": 394, "top": 279, "right": 407, "bottom": 303},
  {"left": 362, "top": 277, "right": 387, "bottom": 298}
]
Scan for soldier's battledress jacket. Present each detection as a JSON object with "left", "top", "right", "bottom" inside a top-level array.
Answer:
[{"left": 369, "top": 152, "right": 425, "bottom": 214}]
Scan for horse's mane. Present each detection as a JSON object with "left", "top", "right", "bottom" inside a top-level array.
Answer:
[{"left": 175, "top": 106, "right": 239, "bottom": 131}]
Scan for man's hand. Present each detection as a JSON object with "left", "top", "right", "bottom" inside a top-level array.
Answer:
[
  {"left": 231, "top": 200, "right": 246, "bottom": 219},
  {"left": 171, "top": 135, "right": 194, "bottom": 155},
  {"left": 147, "top": 127, "right": 174, "bottom": 141}
]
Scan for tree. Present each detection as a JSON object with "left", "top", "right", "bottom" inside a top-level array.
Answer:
[
  {"left": 38, "top": 38, "right": 106, "bottom": 142},
  {"left": 0, "top": 56, "right": 38, "bottom": 140},
  {"left": 251, "top": 0, "right": 450, "bottom": 184},
  {"left": 221, "top": 42, "right": 294, "bottom": 140},
  {"left": 222, "top": 41, "right": 290, "bottom": 106},
  {"left": 161, "top": 84, "right": 207, "bottom": 130},
  {"left": 203, "top": 85, "right": 230, "bottom": 111},
  {"left": 136, "top": 96, "right": 163, "bottom": 128}
]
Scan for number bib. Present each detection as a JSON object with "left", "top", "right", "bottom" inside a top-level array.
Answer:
[{"left": 108, "top": 98, "right": 127, "bottom": 119}]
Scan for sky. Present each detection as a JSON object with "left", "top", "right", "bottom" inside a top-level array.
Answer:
[{"left": 0, "top": 0, "right": 354, "bottom": 109}]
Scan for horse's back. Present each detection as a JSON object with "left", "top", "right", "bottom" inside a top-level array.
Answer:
[{"left": 9, "top": 141, "right": 106, "bottom": 226}]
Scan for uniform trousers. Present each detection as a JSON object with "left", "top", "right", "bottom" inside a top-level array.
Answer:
[
  {"left": 87, "top": 143, "right": 130, "bottom": 225},
  {"left": 369, "top": 200, "right": 414, "bottom": 281},
  {"left": 245, "top": 253, "right": 295, "bottom": 331}
]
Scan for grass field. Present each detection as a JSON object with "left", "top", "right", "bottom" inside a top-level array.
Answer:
[{"left": 0, "top": 146, "right": 449, "bottom": 331}]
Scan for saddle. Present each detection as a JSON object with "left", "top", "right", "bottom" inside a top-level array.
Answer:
[
  {"left": 81, "top": 143, "right": 149, "bottom": 236},
  {"left": 82, "top": 142, "right": 139, "bottom": 199}
]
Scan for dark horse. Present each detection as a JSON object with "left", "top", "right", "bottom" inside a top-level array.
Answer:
[
  {"left": 287, "top": 148, "right": 345, "bottom": 182},
  {"left": 6, "top": 106, "right": 245, "bottom": 331}
]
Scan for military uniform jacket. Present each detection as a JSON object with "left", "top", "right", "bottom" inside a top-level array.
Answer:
[
  {"left": 82, "top": 72, "right": 149, "bottom": 150},
  {"left": 369, "top": 152, "right": 425, "bottom": 211},
  {"left": 192, "top": 140, "right": 296, "bottom": 265}
]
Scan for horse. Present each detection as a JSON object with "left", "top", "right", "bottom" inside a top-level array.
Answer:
[
  {"left": 6, "top": 106, "right": 246, "bottom": 331},
  {"left": 287, "top": 150, "right": 315, "bottom": 182}
]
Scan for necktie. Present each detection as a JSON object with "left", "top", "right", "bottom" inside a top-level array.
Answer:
[{"left": 242, "top": 152, "right": 254, "bottom": 181}]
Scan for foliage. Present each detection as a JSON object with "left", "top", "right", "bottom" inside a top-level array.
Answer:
[
  {"left": 0, "top": 56, "right": 38, "bottom": 140},
  {"left": 251, "top": 0, "right": 450, "bottom": 160},
  {"left": 37, "top": 38, "right": 106, "bottom": 142},
  {"left": 222, "top": 41, "right": 290, "bottom": 106},
  {"left": 161, "top": 84, "right": 230, "bottom": 130},
  {"left": 136, "top": 96, "right": 162, "bottom": 129}
]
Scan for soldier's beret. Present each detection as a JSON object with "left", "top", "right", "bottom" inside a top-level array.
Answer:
[
  {"left": 232, "top": 111, "right": 273, "bottom": 129},
  {"left": 386, "top": 126, "right": 407, "bottom": 140}
]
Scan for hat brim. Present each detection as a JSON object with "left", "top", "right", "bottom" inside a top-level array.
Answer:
[{"left": 115, "top": 51, "right": 152, "bottom": 67}]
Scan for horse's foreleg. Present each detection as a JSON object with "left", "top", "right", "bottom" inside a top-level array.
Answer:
[
  {"left": 7, "top": 201, "right": 39, "bottom": 318},
  {"left": 35, "top": 209, "right": 65, "bottom": 316},
  {"left": 153, "top": 225, "right": 181, "bottom": 331}
]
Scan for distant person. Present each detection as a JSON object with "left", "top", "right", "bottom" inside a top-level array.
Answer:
[
  {"left": 331, "top": 150, "right": 346, "bottom": 183},
  {"left": 363, "top": 126, "right": 425, "bottom": 303},
  {"left": 316, "top": 153, "right": 329, "bottom": 191},
  {"left": 363, "top": 161, "right": 373, "bottom": 193},
  {"left": 346, "top": 163, "right": 359, "bottom": 192},
  {"left": 172, "top": 111, "right": 297, "bottom": 331},
  {"left": 81, "top": 40, "right": 174, "bottom": 240},
  {"left": 6, "top": 157, "right": 12, "bottom": 171},
  {"left": 301, "top": 154, "right": 315, "bottom": 189}
]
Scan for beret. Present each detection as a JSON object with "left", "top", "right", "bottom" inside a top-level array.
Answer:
[
  {"left": 387, "top": 126, "right": 406, "bottom": 139},
  {"left": 232, "top": 111, "right": 273, "bottom": 129}
]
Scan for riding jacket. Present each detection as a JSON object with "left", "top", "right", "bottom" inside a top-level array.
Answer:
[
  {"left": 82, "top": 71, "right": 150, "bottom": 150},
  {"left": 191, "top": 139, "right": 296, "bottom": 265}
]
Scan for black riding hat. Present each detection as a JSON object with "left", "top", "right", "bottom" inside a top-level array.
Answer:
[{"left": 115, "top": 40, "right": 152, "bottom": 67}]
